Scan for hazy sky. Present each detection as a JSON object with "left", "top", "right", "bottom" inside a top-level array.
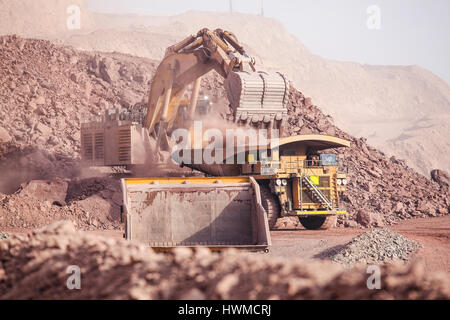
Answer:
[{"left": 88, "top": 0, "right": 450, "bottom": 84}]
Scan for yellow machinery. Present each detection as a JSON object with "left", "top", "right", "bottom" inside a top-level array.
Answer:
[
  {"left": 144, "top": 28, "right": 288, "bottom": 149},
  {"left": 180, "top": 134, "right": 350, "bottom": 230},
  {"left": 81, "top": 28, "right": 288, "bottom": 166},
  {"left": 81, "top": 29, "right": 350, "bottom": 250}
]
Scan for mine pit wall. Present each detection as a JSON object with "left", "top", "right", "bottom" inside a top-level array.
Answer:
[{"left": 121, "top": 177, "right": 271, "bottom": 250}]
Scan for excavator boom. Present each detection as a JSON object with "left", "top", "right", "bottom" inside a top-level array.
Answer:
[
  {"left": 81, "top": 28, "right": 289, "bottom": 166},
  {"left": 144, "top": 28, "right": 288, "bottom": 150}
]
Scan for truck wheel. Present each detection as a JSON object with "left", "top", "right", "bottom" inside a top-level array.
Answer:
[
  {"left": 260, "top": 185, "right": 280, "bottom": 230},
  {"left": 299, "top": 216, "right": 336, "bottom": 230}
]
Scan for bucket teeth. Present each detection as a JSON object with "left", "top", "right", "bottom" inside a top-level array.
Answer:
[{"left": 225, "top": 71, "right": 288, "bottom": 130}]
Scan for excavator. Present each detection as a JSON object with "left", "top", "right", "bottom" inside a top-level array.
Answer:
[
  {"left": 81, "top": 29, "right": 350, "bottom": 252},
  {"left": 144, "top": 28, "right": 288, "bottom": 151}
]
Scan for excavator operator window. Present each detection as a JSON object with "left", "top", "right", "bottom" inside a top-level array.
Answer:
[
  {"left": 320, "top": 154, "right": 337, "bottom": 166},
  {"left": 196, "top": 98, "right": 212, "bottom": 116}
]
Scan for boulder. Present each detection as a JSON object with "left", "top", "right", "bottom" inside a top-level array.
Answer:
[
  {"left": 18, "top": 179, "right": 68, "bottom": 206},
  {"left": 35, "top": 122, "right": 52, "bottom": 137},
  {"left": 99, "top": 58, "right": 120, "bottom": 84},
  {"left": 344, "top": 220, "right": 358, "bottom": 228},
  {"left": 356, "top": 210, "right": 385, "bottom": 227},
  {"left": 0, "top": 127, "right": 12, "bottom": 142},
  {"left": 431, "top": 170, "right": 450, "bottom": 188}
]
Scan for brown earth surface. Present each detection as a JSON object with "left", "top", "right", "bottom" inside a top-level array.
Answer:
[
  {"left": 269, "top": 215, "right": 450, "bottom": 274},
  {"left": 84, "top": 215, "right": 450, "bottom": 275},
  {"left": 5, "top": 215, "right": 446, "bottom": 274},
  {"left": 0, "top": 220, "right": 449, "bottom": 300}
]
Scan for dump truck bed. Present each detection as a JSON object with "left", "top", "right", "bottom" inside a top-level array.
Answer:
[{"left": 121, "top": 177, "right": 271, "bottom": 251}]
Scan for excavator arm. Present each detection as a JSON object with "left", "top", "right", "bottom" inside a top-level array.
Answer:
[{"left": 144, "top": 28, "right": 288, "bottom": 151}]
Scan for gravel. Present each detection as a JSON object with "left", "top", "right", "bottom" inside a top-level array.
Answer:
[{"left": 330, "top": 228, "right": 422, "bottom": 266}]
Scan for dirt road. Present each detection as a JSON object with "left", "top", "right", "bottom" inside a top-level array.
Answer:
[
  {"left": 263, "top": 216, "right": 450, "bottom": 274},
  {"left": 3, "top": 215, "right": 449, "bottom": 274},
  {"left": 392, "top": 216, "right": 450, "bottom": 273},
  {"left": 83, "top": 215, "right": 450, "bottom": 274}
]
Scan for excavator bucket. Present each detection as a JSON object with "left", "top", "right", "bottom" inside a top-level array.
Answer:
[
  {"left": 225, "top": 71, "right": 288, "bottom": 130},
  {"left": 121, "top": 177, "right": 271, "bottom": 251}
]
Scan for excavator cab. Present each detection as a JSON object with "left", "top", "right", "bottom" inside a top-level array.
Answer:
[
  {"left": 195, "top": 97, "right": 212, "bottom": 116},
  {"left": 177, "top": 96, "right": 212, "bottom": 120}
]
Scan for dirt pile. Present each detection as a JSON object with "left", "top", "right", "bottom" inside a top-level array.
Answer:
[
  {"left": 0, "top": 221, "right": 448, "bottom": 300},
  {"left": 330, "top": 228, "right": 422, "bottom": 266},
  {"left": 0, "top": 35, "right": 156, "bottom": 193},
  {"left": 285, "top": 87, "right": 450, "bottom": 227},
  {"left": 0, "top": 35, "right": 155, "bottom": 158},
  {"left": 0, "top": 177, "right": 122, "bottom": 230}
]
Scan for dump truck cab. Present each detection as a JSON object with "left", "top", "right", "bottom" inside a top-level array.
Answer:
[{"left": 241, "top": 135, "right": 350, "bottom": 229}]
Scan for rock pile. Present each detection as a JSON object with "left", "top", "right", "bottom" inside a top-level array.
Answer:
[
  {"left": 0, "top": 177, "right": 122, "bottom": 230},
  {"left": 330, "top": 228, "right": 422, "bottom": 266},
  {"left": 0, "top": 221, "right": 448, "bottom": 300},
  {"left": 0, "top": 35, "right": 156, "bottom": 190}
]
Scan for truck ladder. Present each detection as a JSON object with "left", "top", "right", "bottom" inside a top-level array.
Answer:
[{"left": 302, "top": 175, "right": 333, "bottom": 210}]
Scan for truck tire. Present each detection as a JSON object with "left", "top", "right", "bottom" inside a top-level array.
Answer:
[
  {"left": 260, "top": 185, "right": 280, "bottom": 230},
  {"left": 299, "top": 215, "right": 336, "bottom": 230}
]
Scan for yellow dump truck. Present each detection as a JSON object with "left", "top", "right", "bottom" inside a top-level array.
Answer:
[{"left": 180, "top": 134, "right": 350, "bottom": 230}]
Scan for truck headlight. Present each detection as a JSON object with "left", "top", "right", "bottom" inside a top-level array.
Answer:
[
  {"left": 282, "top": 179, "right": 288, "bottom": 186},
  {"left": 337, "top": 179, "right": 342, "bottom": 185},
  {"left": 276, "top": 179, "right": 282, "bottom": 186},
  {"left": 342, "top": 179, "right": 348, "bottom": 185}
]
